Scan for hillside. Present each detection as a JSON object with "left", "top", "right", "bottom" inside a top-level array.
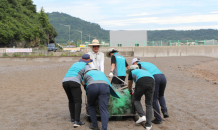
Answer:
[
  {"left": 47, "top": 12, "right": 109, "bottom": 43},
  {"left": 0, "top": 0, "right": 57, "bottom": 47},
  {"left": 148, "top": 29, "right": 218, "bottom": 41},
  {"left": 47, "top": 10, "right": 218, "bottom": 43}
]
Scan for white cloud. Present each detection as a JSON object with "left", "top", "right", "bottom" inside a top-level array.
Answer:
[
  {"left": 127, "top": 12, "right": 149, "bottom": 17},
  {"left": 150, "top": 25, "right": 218, "bottom": 30},
  {"left": 210, "top": 11, "right": 218, "bottom": 14},
  {"left": 98, "top": 14, "right": 218, "bottom": 26}
]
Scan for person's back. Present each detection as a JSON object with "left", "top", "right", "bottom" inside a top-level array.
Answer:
[{"left": 138, "top": 62, "right": 162, "bottom": 75}]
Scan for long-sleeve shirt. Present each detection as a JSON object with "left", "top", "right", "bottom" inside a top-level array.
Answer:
[{"left": 87, "top": 50, "right": 104, "bottom": 72}]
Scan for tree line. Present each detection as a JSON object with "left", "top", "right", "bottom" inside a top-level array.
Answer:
[{"left": 0, "top": 0, "right": 57, "bottom": 47}]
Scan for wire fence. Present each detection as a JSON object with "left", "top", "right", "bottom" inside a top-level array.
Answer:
[{"left": 108, "top": 39, "right": 218, "bottom": 47}]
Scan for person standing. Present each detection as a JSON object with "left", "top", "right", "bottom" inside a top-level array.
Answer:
[
  {"left": 87, "top": 39, "right": 104, "bottom": 72},
  {"left": 132, "top": 58, "right": 169, "bottom": 124},
  {"left": 62, "top": 54, "right": 93, "bottom": 128},
  {"left": 127, "top": 65, "right": 155, "bottom": 130},
  {"left": 83, "top": 68, "right": 119, "bottom": 130},
  {"left": 106, "top": 48, "right": 130, "bottom": 85}
]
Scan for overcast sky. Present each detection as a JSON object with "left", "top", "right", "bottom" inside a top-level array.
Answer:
[{"left": 32, "top": 0, "right": 218, "bottom": 30}]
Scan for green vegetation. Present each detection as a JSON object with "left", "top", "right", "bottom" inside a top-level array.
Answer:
[
  {"left": 147, "top": 29, "right": 218, "bottom": 41},
  {"left": 0, "top": 0, "right": 58, "bottom": 47},
  {"left": 12, "top": 53, "right": 22, "bottom": 57},
  {"left": 47, "top": 12, "right": 109, "bottom": 44}
]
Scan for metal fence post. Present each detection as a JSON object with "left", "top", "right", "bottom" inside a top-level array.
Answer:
[
  {"left": 213, "top": 39, "right": 215, "bottom": 45},
  {"left": 178, "top": 40, "right": 180, "bottom": 46},
  {"left": 161, "top": 40, "right": 162, "bottom": 46}
]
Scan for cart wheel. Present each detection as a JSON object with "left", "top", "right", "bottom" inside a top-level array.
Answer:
[{"left": 86, "top": 116, "right": 91, "bottom": 122}]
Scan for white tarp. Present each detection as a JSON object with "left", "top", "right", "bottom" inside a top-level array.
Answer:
[{"left": 6, "top": 48, "right": 32, "bottom": 53}]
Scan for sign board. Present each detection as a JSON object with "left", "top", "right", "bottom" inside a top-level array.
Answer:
[
  {"left": 6, "top": 48, "right": 32, "bottom": 53},
  {"left": 63, "top": 48, "right": 80, "bottom": 51},
  {"left": 80, "top": 45, "right": 86, "bottom": 48}
]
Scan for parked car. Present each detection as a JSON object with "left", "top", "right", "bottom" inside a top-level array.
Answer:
[{"left": 47, "top": 43, "right": 57, "bottom": 52}]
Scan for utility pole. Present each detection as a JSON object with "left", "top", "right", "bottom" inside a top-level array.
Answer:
[
  {"left": 86, "top": 34, "right": 90, "bottom": 44},
  {"left": 75, "top": 30, "right": 82, "bottom": 45},
  {"left": 60, "top": 24, "right": 70, "bottom": 42}
]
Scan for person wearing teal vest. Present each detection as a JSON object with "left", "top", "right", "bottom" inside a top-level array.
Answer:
[
  {"left": 127, "top": 65, "right": 155, "bottom": 130},
  {"left": 83, "top": 68, "right": 119, "bottom": 130},
  {"left": 62, "top": 54, "right": 93, "bottom": 128},
  {"left": 106, "top": 48, "right": 130, "bottom": 86},
  {"left": 132, "top": 58, "right": 169, "bottom": 125}
]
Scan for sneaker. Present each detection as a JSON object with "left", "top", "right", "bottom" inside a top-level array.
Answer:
[
  {"left": 89, "top": 125, "right": 99, "bottom": 130},
  {"left": 136, "top": 116, "right": 146, "bottom": 124},
  {"left": 151, "top": 118, "right": 162, "bottom": 124},
  {"left": 162, "top": 111, "right": 169, "bottom": 118},
  {"left": 73, "top": 121, "right": 85, "bottom": 128},
  {"left": 145, "top": 125, "right": 152, "bottom": 130}
]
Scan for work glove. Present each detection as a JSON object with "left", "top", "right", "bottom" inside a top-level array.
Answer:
[
  {"left": 109, "top": 71, "right": 113, "bottom": 78},
  {"left": 129, "top": 92, "right": 133, "bottom": 96}
]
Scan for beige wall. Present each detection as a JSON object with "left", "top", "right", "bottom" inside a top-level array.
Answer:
[{"left": 134, "top": 46, "right": 218, "bottom": 58}]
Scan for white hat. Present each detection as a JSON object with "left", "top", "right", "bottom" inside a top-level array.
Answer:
[
  {"left": 126, "top": 65, "right": 139, "bottom": 74},
  {"left": 88, "top": 39, "right": 102, "bottom": 47},
  {"left": 106, "top": 48, "right": 118, "bottom": 57},
  {"left": 132, "top": 58, "right": 141, "bottom": 65}
]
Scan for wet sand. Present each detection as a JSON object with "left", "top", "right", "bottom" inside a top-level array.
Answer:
[{"left": 0, "top": 56, "right": 218, "bottom": 130}]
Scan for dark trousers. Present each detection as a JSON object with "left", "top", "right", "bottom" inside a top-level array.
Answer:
[
  {"left": 87, "top": 83, "right": 110, "bottom": 130},
  {"left": 111, "top": 76, "right": 126, "bottom": 84},
  {"left": 153, "top": 74, "right": 167, "bottom": 121},
  {"left": 62, "top": 81, "right": 82, "bottom": 121},
  {"left": 134, "top": 81, "right": 155, "bottom": 127}
]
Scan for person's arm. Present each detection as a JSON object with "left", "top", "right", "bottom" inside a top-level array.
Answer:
[
  {"left": 128, "top": 71, "right": 133, "bottom": 93},
  {"left": 100, "top": 53, "right": 104, "bottom": 72},
  {"left": 128, "top": 80, "right": 133, "bottom": 93},
  {"left": 110, "top": 55, "right": 116, "bottom": 72},
  {"left": 125, "top": 60, "right": 130, "bottom": 69}
]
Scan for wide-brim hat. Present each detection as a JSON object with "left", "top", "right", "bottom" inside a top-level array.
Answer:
[
  {"left": 106, "top": 48, "right": 118, "bottom": 57},
  {"left": 126, "top": 65, "right": 139, "bottom": 74},
  {"left": 88, "top": 39, "right": 103, "bottom": 47}
]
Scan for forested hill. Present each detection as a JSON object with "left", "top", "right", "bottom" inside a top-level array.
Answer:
[
  {"left": 47, "top": 10, "right": 218, "bottom": 43},
  {"left": 0, "top": 0, "right": 57, "bottom": 47},
  {"left": 148, "top": 29, "right": 218, "bottom": 41},
  {"left": 47, "top": 12, "right": 109, "bottom": 43}
]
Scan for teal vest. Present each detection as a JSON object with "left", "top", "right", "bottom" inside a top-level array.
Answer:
[
  {"left": 85, "top": 70, "right": 120, "bottom": 98},
  {"left": 113, "top": 52, "right": 126, "bottom": 76},
  {"left": 131, "top": 69, "right": 154, "bottom": 83},
  {"left": 138, "top": 62, "right": 162, "bottom": 75}
]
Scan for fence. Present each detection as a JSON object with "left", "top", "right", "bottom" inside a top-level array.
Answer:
[{"left": 109, "top": 39, "right": 218, "bottom": 47}]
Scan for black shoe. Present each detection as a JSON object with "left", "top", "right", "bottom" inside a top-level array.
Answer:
[
  {"left": 151, "top": 118, "right": 162, "bottom": 124},
  {"left": 71, "top": 119, "right": 75, "bottom": 122},
  {"left": 73, "top": 121, "right": 85, "bottom": 128},
  {"left": 89, "top": 125, "right": 99, "bottom": 130},
  {"left": 162, "top": 111, "right": 169, "bottom": 118}
]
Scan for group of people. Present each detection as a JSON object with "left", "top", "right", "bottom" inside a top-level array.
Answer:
[{"left": 62, "top": 39, "right": 169, "bottom": 130}]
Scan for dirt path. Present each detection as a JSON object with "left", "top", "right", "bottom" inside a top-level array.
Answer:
[{"left": 0, "top": 56, "right": 217, "bottom": 130}]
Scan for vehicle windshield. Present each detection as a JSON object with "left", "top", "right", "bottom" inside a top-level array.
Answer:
[{"left": 48, "top": 44, "right": 55, "bottom": 47}]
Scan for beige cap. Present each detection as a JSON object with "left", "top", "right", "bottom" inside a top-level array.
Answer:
[
  {"left": 88, "top": 39, "right": 102, "bottom": 47},
  {"left": 106, "top": 48, "right": 118, "bottom": 57},
  {"left": 126, "top": 65, "right": 139, "bottom": 74}
]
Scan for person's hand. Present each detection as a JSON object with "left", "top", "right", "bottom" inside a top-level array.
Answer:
[
  {"left": 129, "top": 92, "right": 133, "bottom": 96},
  {"left": 109, "top": 72, "right": 113, "bottom": 78}
]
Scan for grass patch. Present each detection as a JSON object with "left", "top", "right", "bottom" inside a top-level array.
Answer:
[{"left": 12, "top": 53, "right": 22, "bottom": 57}]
